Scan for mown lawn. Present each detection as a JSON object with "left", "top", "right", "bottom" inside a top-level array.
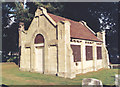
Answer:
[{"left": 1, "top": 62, "right": 119, "bottom": 85}]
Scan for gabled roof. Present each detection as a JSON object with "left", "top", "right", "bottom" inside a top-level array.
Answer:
[{"left": 48, "top": 13, "right": 102, "bottom": 42}]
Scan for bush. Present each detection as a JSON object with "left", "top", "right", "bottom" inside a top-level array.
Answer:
[{"left": 2, "top": 51, "right": 19, "bottom": 65}]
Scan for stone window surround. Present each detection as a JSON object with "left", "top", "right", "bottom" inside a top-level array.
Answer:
[{"left": 34, "top": 43, "right": 44, "bottom": 47}]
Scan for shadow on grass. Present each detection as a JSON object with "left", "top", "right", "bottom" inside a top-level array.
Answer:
[
  {"left": 1, "top": 84, "right": 9, "bottom": 87},
  {"left": 103, "top": 85, "right": 116, "bottom": 87}
]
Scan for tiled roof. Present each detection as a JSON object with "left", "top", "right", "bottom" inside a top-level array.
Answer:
[{"left": 48, "top": 13, "right": 101, "bottom": 42}]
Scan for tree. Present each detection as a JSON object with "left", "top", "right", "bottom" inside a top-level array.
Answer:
[
  {"left": 2, "top": 2, "right": 19, "bottom": 62},
  {"left": 2, "top": 2, "right": 64, "bottom": 62},
  {"left": 88, "top": 3, "right": 118, "bottom": 63}
]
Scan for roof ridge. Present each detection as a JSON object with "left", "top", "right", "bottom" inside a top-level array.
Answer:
[{"left": 48, "top": 13, "right": 80, "bottom": 24}]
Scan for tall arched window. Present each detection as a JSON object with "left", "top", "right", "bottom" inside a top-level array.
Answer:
[{"left": 34, "top": 34, "right": 44, "bottom": 44}]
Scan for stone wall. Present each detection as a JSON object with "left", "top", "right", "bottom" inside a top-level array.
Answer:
[{"left": 70, "top": 38, "right": 109, "bottom": 74}]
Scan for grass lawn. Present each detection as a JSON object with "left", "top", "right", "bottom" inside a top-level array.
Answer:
[{"left": 1, "top": 62, "right": 119, "bottom": 85}]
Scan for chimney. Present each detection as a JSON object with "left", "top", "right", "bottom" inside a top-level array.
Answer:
[
  {"left": 18, "top": 22, "right": 25, "bottom": 47},
  {"left": 19, "top": 22, "right": 24, "bottom": 31},
  {"left": 97, "top": 30, "right": 106, "bottom": 45},
  {"left": 101, "top": 30, "right": 106, "bottom": 45}
]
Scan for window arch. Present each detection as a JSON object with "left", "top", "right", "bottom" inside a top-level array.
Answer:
[{"left": 34, "top": 34, "right": 44, "bottom": 44}]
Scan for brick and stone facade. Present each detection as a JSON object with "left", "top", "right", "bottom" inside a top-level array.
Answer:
[{"left": 19, "top": 7, "right": 110, "bottom": 79}]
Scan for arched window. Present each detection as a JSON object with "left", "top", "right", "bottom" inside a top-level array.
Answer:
[{"left": 34, "top": 34, "right": 44, "bottom": 44}]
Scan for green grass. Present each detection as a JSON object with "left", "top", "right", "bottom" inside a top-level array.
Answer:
[{"left": 1, "top": 62, "right": 119, "bottom": 85}]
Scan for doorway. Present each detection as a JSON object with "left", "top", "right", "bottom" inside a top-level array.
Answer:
[{"left": 34, "top": 34, "right": 44, "bottom": 73}]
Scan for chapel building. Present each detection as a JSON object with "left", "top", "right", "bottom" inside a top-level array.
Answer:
[{"left": 19, "top": 7, "right": 110, "bottom": 79}]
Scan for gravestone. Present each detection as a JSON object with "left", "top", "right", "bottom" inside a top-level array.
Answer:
[
  {"left": 82, "top": 78, "right": 103, "bottom": 87},
  {"left": 115, "top": 74, "right": 120, "bottom": 87}
]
